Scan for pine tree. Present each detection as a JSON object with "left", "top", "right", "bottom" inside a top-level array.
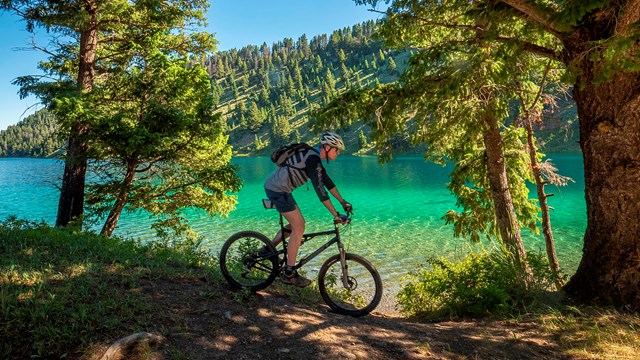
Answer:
[
  {"left": 358, "top": 129, "right": 368, "bottom": 149},
  {"left": 2, "top": 0, "right": 218, "bottom": 228},
  {"left": 387, "top": 57, "right": 397, "bottom": 74}
]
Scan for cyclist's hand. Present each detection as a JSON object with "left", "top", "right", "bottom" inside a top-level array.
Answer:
[
  {"left": 334, "top": 213, "right": 349, "bottom": 225},
  {"left": 341, "top": 201, "right": 353, "bottom": 213}
]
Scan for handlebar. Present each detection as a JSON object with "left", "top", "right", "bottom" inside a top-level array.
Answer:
[{"left": 334, "top": 211, "right": 352, "bottom": 225}]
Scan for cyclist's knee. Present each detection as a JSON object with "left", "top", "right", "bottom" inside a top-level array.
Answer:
[{"left": 291, "top": 222, "right": 304, "bottom": 235}]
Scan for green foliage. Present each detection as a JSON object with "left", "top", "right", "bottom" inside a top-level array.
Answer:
[
  {"left": 79, "top": 48, "right": 241, "bottom": 236},
  {"left": 270, "top": 115, "right": 293, "bottom": 147},
  {"left": 397, "top": 248, "right": 564, "bottom": 319},
  {"left": 3, "top": 15, "right": 577, "bottom": 158},
  {"left": 358, "top": 129, "right": 368, "bottom": 148},
  {"left": 314, "top": 1, "right": 580, "bottom": 249},
  {"left": 0, "top": 217, "right": 218, "bottom": 359},
  {"left": 444, "top": 126, "right": 540, "bottom": 243}
]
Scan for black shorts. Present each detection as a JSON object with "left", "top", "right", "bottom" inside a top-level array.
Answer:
[{"left": 265, "top": 189, "right": 297, "bottom": 213}]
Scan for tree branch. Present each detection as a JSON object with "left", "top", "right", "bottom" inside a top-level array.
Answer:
[
  {"left": 371, "top": 8, "right": 480, "bottom": 32},
  {"left": 495, "top": 36, "right": 560, "bottom": 61},
  {"left": 619, "top": 0, "right": 640, "bottom": 36},
  {"left": 499, "top": 0, "right": 564, "bottom": 36}
]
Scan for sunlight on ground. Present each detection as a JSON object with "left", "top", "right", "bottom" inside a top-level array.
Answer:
[
  {"left": 1, "top": 269, "right": 44, "bottom": 287},
  {"left": 542, "top": 308, "right": 640, "bottom": 359}
]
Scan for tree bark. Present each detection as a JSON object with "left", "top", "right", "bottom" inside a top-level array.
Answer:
[
  {"left": 482, "top": 113, "right": 529, "bottom": 276},
  {"left": 101, "top": 162, "right": 136, "bottom": 237},
  {"left": 563, "top": 28, "right": 640, "bottom": 309},
  {"left": 56, "top": 123, "right": 89, "bottom": 227},
  {"left": 56, "top": 1, "right": 97, "bottom": 228}
]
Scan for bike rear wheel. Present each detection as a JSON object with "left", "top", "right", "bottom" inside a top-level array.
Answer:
[
  {"left": 219, "top": 231, "right": 279, "bottom": 292},
  {"left": 318, "top": 253, "right": 383, "bottom": 317}
]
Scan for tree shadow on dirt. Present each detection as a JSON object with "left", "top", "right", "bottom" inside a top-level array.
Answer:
[{"left": 144, "top": 279, "right": 572, "bottom": 360}]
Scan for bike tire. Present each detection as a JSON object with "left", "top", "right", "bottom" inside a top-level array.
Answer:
[
  {"left": 219, "top": 231, "right": 279, "bottom": 292},
  {"left": 318, "top": 253, "right": 383, "bottom": 317}
]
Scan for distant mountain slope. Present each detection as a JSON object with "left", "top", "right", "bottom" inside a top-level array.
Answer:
[
  {"left": 0, "top": 20, "right": 579, "bottom": 158},
  {"left": 0, "top": 110, "right": 62, "bottom": 157},
  {"left": 204, "top": 20, "right": 409, "bottom": 154},
  {"left": 199, "top": 19, "right": 578, "bottom": 154}
]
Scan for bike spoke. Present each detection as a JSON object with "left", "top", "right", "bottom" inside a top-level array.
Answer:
[
  {"left": 220, "top": 232, "right": 278, "bottom": 291},
  {"left": 319, "top": 253, "right": 382, "bottom": 317},
  {"left": 252, "top": 260, "right": 276, "bottom": 273}
]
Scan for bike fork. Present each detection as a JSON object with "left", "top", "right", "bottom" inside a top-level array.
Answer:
[{"left": 338, "top": 243, "right": 350, "bottom": 288}]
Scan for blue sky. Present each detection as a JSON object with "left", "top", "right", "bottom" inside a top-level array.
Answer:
[{"left": 0, "top": 0, "right": 383, "bottom": 131}]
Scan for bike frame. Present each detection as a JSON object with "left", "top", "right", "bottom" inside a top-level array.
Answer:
[{"left": 272, "top": 212, "right": 351, "bottom": 288}]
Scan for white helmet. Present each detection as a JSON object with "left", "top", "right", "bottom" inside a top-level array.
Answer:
[{"left": 320, "top": 132, "right": 345, "bottom": 150}]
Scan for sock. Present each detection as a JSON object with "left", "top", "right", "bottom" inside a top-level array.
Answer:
[{"left": 284, "top": 266, "right": 295, "bottom": 276}]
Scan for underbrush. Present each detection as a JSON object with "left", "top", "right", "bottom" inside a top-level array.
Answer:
[
  {"left": 0, "top": 217, "right": 218, "bottom": 359},
  {"left": 397, "top": 248, "right": 564, "bottom": 319},
  {"left": 397, "top": 248, "right": 640, "bottom": 357}
]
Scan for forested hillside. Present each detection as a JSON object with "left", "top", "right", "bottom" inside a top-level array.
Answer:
[
  {"left": 202, "top": 20, "right": 411, "bottom": 154},
  {"left": 0, "top": 20, "right": 579, "bottom": 158},
  {"left": 0, "top": 110, "right": 62, "bottom": 157}
]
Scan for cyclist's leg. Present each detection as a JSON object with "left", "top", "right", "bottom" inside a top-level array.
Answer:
[
  {"left": 265, "top": 189, "right": 297, "bottom": 247},
  {"left": 271, "top": 224, "right": 291, "bottom": 245},
  {"left": 280, "top": 205, "right": 311, "bottom": 287},
  {"left": 281, "top": 206, "right": 305, "bottom": 267}
]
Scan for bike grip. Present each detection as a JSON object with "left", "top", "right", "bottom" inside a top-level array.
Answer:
[{"left": 334, "top": 214, "right": 348, "bottom": 224}]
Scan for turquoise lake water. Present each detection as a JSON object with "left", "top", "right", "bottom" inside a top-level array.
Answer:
[{"left": 0, "top": 155, "right": 586, "bottom": 287}]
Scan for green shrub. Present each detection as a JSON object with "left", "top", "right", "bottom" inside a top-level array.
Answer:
[{"left": 397, "top": 248, "right": 563, "bottom": 319}]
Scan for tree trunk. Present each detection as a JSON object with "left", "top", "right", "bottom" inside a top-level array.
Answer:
[
  {"left": 524, "top": 116, "right": 564, "bottom": 289},
  {"left": 101, "top": 162, "right": 136, "bottom": 237},
  {"left": 563, "top": 66, "right": 640, "bottom": 309},
  {"left": 56, "top": 123, "right": 89, "bottom": 227},
  {"left": 482, "top": 113, "right": 529, "bottom": 276},
  {"left": 56, "top": 1, "right": 98, "bottom": 228}
]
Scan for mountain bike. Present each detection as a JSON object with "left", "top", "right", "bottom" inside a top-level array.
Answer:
[{"left": 219, "top": 199, "right": 383, "bottom": 317}]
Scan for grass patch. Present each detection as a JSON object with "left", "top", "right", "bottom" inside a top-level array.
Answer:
[
  {"left": 0, "top": 217, "right": 219, "bottom": 359},
  {"left": 540, "top": 306, "right": 640, "bottom": 359}
]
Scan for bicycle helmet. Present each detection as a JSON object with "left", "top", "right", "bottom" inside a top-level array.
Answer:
[{"left": 320, "top": 132, "right": 345, "bottom": 150}]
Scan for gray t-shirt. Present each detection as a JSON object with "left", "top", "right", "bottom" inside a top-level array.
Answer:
[{"left": 264, "top": 147, "right": 336, "bottom": 201}]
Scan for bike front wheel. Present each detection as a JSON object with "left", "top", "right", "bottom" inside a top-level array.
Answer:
[
  {"left": 318, "top": 253, "right": 383, "bottom": 317},
  {"left": 219, "top": 231, "right": 279, "bottom": 292}
]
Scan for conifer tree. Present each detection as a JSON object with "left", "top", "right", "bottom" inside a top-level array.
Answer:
[
  {"left": 2, "top": 0, "right": 217, "bottom": 228},
  {"left": 358, "top": 129, "right": 368, "bottom": 149},
  {"left": 315, "top": 55, "right": 324, "bottom": 71},
  {"left": 350, "top": 0, "right": 640, "bottom": 309},
  {"left": 387, "top": 57, "right": 397, "bottom": 74},
  {"left": 324, "top": 68, "right": 337, "bottom": 91},
  {"left": 338, "top": 49, "right": 347, "bottom": 63},
  {"left": 341, "top": 63, "right": 352, "bottom": 89},
  {"left": 235, "top": 102, "right": 247, "bottom": 129}
]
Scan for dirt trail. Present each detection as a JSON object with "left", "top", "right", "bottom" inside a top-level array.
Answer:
[{"left": 89, "top": 277, "right": 571, "bottom": 360}]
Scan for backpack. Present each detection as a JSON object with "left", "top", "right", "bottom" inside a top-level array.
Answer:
[{"left": 271, "top": 143, "right": 317, "bottom": 167}]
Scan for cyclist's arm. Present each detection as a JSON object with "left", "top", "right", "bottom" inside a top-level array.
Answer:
[
  {"left": 321, "top": 198, "right": 340, "bottom": 217},
  {"left": 305, "top": 155, "right": 335, "bottom": 201},
  {"left": 328, "top": 186, "right": 347, "bottom": 207},
  {"left": 305, "top": 155, "right": 340, "bottom": 216}
]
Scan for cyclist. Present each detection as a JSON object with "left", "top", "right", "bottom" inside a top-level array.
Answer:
[{"left": 264, "top": 131, "right": 353, "bottom": 287}]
